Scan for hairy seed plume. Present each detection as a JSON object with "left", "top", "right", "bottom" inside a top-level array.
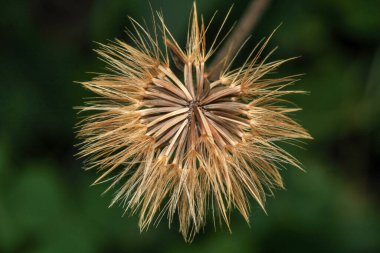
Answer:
[{"left": 76, "top": 2, "right": 312, "bottom": 242}]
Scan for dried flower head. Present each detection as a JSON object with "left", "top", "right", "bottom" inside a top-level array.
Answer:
[{"left": 77, "top": 2, "right": 311, "bottom": 241}]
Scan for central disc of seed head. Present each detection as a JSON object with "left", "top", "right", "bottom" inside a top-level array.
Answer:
[
  {"left": 187, "top": 100, "right": 200, "bottom": 118},
  {"left": 139, "top": 61, "right": 248, "bottom": 168}
]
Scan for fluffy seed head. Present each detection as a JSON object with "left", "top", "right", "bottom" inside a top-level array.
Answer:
[{"left": 76, "top": 3, "right": 312, "bottom": 241}]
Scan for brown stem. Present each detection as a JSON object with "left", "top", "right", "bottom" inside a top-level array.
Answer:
[{"left": 208, "top": 0, "right": 271, "bottom": 81}]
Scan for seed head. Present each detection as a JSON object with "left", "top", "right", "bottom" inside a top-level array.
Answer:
[{"left": 77, "top": 2, "right": 312, "bottom": 241}]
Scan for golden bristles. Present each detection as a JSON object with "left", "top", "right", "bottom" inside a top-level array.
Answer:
[{"left": 76, "top": 2, "right": 312, "bottom": 241}]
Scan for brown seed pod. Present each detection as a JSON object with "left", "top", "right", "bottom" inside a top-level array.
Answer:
[{"left": 76, "top": 2, "right": 312, "bottom": 242}]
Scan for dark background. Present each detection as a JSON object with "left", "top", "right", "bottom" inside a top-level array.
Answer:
[{"left": 1, "top": 0, "right": 379, "bottom": 252}]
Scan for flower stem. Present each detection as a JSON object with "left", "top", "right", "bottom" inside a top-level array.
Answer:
[{"left": 208, "top": 0, "right": 271, "bottom": 80}]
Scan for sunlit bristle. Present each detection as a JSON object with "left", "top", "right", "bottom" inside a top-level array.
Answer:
[{"left": 76, "top": 2, "right": 312, "bottom": 242}]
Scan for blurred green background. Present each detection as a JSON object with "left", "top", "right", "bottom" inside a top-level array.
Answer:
[{"left": 1, "top": 0, "right": 379, "bottom": 252}]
